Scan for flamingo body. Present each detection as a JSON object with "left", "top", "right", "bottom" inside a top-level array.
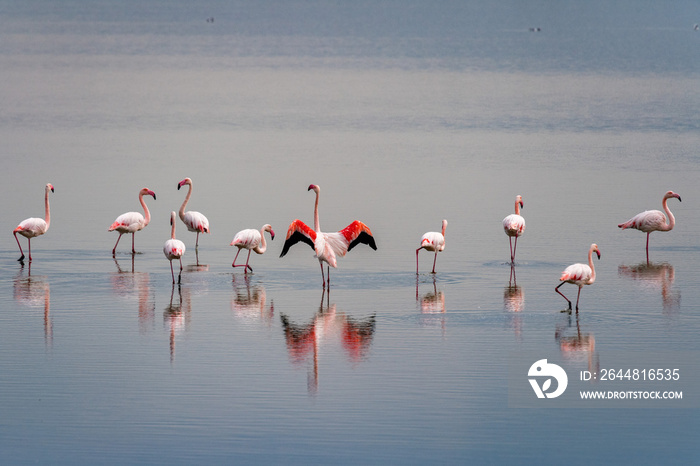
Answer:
[
  {"left": 556, "top": 243, "right": 601, "bottom": 311},
  {"left": 231, "top": 224, "right": 275, "bottom": 273},
  {"left": 618, "top": 191, "right": 681, "bottom": 261},
  {"left": 13, "top": 183, "right": 54, "bottom": 262},
  {"left": 177, "top": 177, "right": 210, "bottom": 247},
  {"left": 416, "top": 220, "right": 447, "bottom": 274},
  {"left": 503, "top": 195, "right": 525, "bottom": 264},
  {"left": 164, "top": 211, "right": 186, "bottom": 283},
  {"left": 108, "top": 188, "right": 156, "bottom": 255},
  {"left": 280, "top": 184, "right": 377, "bottom": 287}
]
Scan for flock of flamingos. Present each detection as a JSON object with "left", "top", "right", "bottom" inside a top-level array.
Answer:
[{"left": 12, "top": 179, "right": 681, "bottom": 311}]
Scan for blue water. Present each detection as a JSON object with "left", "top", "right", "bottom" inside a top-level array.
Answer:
[{"left": 1, "top": 1, "right": 699, "bottom": 464}]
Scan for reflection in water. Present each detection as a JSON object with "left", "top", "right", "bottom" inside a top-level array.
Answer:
[
  {"left": 13, "top": 264, "right": 52, "bottom": 347},
  {"left": 112, "top": 257, "right": 154, "bottom": 333},
  {"left": 618, "top": 262, "right": 680, "bottom": 314},
  {"left": 164, "top": 284, "right": 192, "bottom": 363},
  {"left": 503, "top": 266, "right": 524, "bottom": 339},
  {"left": 416, "top": 276, "right": 446, "bottom": 333},
  {"left": 555, "top": 312, "right": 599, "bottom": 377},
  {"left": 280, "top": 290, "right": 376, "bottom": 395},
  {"left": 231, "top": 275, "right": 274, "bottom": 327}
]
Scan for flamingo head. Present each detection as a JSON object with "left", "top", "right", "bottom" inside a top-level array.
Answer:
[
  {"left": 592, "top": 243, "right": 601, "bottom": 260},
  {"left": 308, "top": 184, "right": 320, "bottom": 194},
  {"left": 47, "top": 183, "right": 54, "bottom": 193},
  {"left": 664, "top": 191, "right": 681, "bottom": 202},
  {"left": 170, "top": 211, "right": 176, "bottom": 226},
  {"left": 516, "top": 195, "right": 524, "bottom": 209},
  {"left": 140, "top": 188, "right": 156, "bottom": 200},
  {"left": 441, "top": 219, "right": 448, "bottom": 235},
  {"left": 263, "top": 224, "right": 275, "bottom": 240},
  {"left": 178, "top": 178, "right": 192, "bottom": 190}
]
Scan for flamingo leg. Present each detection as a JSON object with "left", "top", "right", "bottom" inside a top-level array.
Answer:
[
  {"left": 28, "top": 238, "right": 32, "bottom": 262},
  {"left": 112, "top": 233, "right": 123, "bottom": 256},
  {"left": 244, "top": 250, "right": 253, "bottom": 273},
  {"left": 131, "top": 232, "right": 136, "bottom": 254},
  {"left": 512, "top": 236, "right": 518, "bottom": 264},
  {"left": 431, "top": 250, "right": 438, "bottom": 274},
  {"left": 509, "top": 237, "right": 514, "bottom": 264},
  {"left": 178, "top": 258, "right": 182, "bottom": 284},
  {"left": 170, "top": 260, "right": 175, "bottom": 283},
  {"left": 555, "top": 282, "right": 572, "bottom": 310},
  {"left": 232, "top": 249, "right": 242, "bottom": 267},
  {"left": 320, "top": 261, "right": 326, "bottom": 288},
  {"left": 575, "top": 286, "right": 583, "bottom": 311},
  {"left": 14, "top": 232, "right": 25, "bottom": 262},
  {"left": 646, "top": 232, "right": 650, "bottom": 263},
  {"left": 416, "top": 248, "right": 421, "bottom": 274},
  {"left": 195, "top": 232, "right": 200, "bottom": 249}
]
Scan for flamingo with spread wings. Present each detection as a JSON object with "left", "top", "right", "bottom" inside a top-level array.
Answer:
[{"left": 280, "top": 184, "right": 377, "bottom": 288}]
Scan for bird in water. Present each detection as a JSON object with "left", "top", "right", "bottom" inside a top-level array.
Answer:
[
  {"left": 618, "top": 191, "right": 681, "bottom": 262},
  {"left": 555, "top": 243, "right": 601, "bottom": 312},
  {"left": 231, "top": 224, "right": 275, "bottom": 273},
  {"left": 280, "top": 184, "right": 377, "bottom": 288},
  {"left": 164, "top": 211, "right": 186, "bottom": 284},
  {"left": 177, "top": 177, "right": 210, "bottom": 248},
  {"left": 502, "top": 195, "right": 525, "bottom": 264},
  {"left": 108, "top": 187, "right": 156, "bottom": 256},
  {"left": 13, "top": 183, "right": 54, "bottom": 262},
  {"left": 416, "top": 219, "right": 447, "bottom": 274}
]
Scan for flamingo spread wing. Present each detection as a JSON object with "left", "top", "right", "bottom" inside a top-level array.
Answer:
[
  {"left": 280, "top": 220, "right": 317, "bottom": 257},
  {"left": 341, "top": 221, "right": 377, "bottom": 252}
]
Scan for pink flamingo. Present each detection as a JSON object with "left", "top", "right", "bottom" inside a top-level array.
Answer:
[
  {"left": 164, "top": 211, "right": 186, "bottom": 284},
  {"left": 177, "top": 177, "right": 210, "bottom": 248},
  {"left": 13, "top": 183, "right": 54, "bottom": 262},
  {"left": 280, "top": 184, "right": 377, "bottom": 288},
  {"left": 555, "top": 243, "right": 601, "bottom": 311},
  {"left": 502, "top": 195, "right": 525, "bottom": 264},
  {"left": 618, "top": 191, "right": 681, "bottom": 261},
  {"left": 108, "top": 187, "right": 156, "bottom": 255},
  {"left": 416, "top": 219, "right": 447, "bottom": 274},
  {"left": 231, "top": 224, "right": 275, "bottom": 273}
]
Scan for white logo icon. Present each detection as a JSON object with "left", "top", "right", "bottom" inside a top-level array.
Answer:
[{"left": 528, "top": 359, "right": 568, "bottom": 399}]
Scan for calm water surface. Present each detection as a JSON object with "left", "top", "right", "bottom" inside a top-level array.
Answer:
[{"left": 1, "top": 1, "right": 699, "bottom": 464}]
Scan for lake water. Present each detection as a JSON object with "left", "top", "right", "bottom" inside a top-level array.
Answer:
[{"left": 1, "top": 1, "right": 699, "bottom": 464}]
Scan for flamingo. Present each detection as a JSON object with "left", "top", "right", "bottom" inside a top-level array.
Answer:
[
  {"left": 280, "top": 184, "right": 377, "bottom": 288},
  {"left": 618, "top": 191, "right": 681, "bottom": 261},
  {"left": 177, "top": 177, "right": 210, "bottom": 248},
  {"left": 108, "top": 188, "right": 156, "bottom": 255},
  {"left": 503, "top": 195, "right": 525, "bottom": 264},
  {"left": 416, "top": 219, "right": 447, "bottom": 274},
  {"left": 13, "top": 183, "right": 54, "bottom": 262},
  {"left": 555, "top": 243, "right": 601, "bottom": 311},
  {"left": 164, "top": 211, "right": 186, "bottom": 284},
  {"left": 231, "top": 224, "right": 275, "bottom": 273}
]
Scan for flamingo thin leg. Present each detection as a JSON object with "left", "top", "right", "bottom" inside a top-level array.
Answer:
[
  {"left": 232, "top": 249, "right": 242, "bottom": 267},
  {"left": 555, "top": 282, "right": 572, "bottom": 310},
  {"left": 509, "top": 237, "right": 514, "bottom": 264},
  {"left": 14, "top": 232, "right": 25, "bottom": 262},
  {"left": 431, "top": 250, "right": 438, "bottom": 274},
  {"left": 112, "top": 233, "right": 123, "bottom": 256},
  {"left": 416, "top": 248, "right": 421, "bottom": 274},
  {"left": 131, "top": 233, "right": 136, "bottom": 254},
  {"left": 170, "top": 261, "right": 175, "bottom": 283},
  {"left": 575, "top": 286, "right": 582, "bottom": 311},
  {"left": 244, "top": 250, "right": 253, "bottom": 273},
  {"left": 178, "top": 258, "right": 182, "bottom": 284}
]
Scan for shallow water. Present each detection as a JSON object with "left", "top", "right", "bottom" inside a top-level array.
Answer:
[{"left": 1, "top": 1, "right": 700, "bottom": 464}]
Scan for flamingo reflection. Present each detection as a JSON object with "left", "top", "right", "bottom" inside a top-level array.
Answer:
[
  {"left": 503, "top": 266, "right": 524, "bottom": 339},
  {"left": 14, "top": 264, "right": 52, "bottom": 347},
  {"left": 231, "top": 275, "right": 274, "bottom": 327},
  {"left": 164, "top": 284, "right": 192, "bottom": 363},
  {"left": 112, "top": 257, "right": 154, "bottom": 333},
  {"left": 618, "top": 262, "right": 679, "bottom": 314},
  {"left": 555, "top": 312, "right": 599, "bottom": 376},
  {"left": 280, "top": 290, "right": 376, "bottom": 395},
  {"left": 416, "top": 276, "right": 446, "bottom": 334}
]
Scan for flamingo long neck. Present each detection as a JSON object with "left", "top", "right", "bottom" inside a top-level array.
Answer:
[
  {"left": 313, "top": 189, "right": 320, "bottom": 232},
  {"left": 44, "top": 185, "right": 51, "bottom": 228},
  {"left": 140, "top": 192, "right": 151, "bottom": 226},
  {"left": 514, "top": 199, "right": 521, "bottom": 215},
  {"left": 255, "top": 226, "right": 268, "bottom": 254},
  {"left": 179, "top": 183, "right": 192, "bottom": 221},
  {"left": 171, "top": 215, "right": 177, "bottom": 239},
  {"left": 441, "top": 221, "right": 447, "bottom": 236},
  {"left": 662, "top": 196, "right": 675, "bottom": 231},
  {"left": 588, "top": 248, "right": 597, "bottom": 283}
]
